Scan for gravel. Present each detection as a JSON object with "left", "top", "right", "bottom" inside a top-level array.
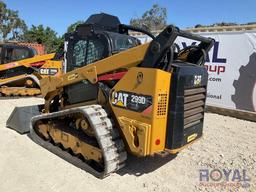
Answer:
[{"left": 0, "top": 97, "right": 255, "bottom": 192}]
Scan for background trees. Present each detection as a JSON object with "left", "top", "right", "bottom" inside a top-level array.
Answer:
[
  {"left": 67, "top": 21, "right": 84, "bottom": 33},
  {"left": 0, "top": 1, "right": 27, "bottom": 40},
  {"left": 21, "top": 25, "right": 62, "bottom": 53},
  {"left": 195, "top": 22, "right": 256, "bottom": 28},
  {"left": 0, "top": 1, "right": 61, "bottom": 53},
  {"left": 130, "top": 4, "right": 167, "bottom": 31},
  {"left": 1, "top": 1, "right": 255, "bottom": 53}
]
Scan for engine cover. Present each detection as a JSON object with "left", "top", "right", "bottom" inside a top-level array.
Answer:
[{"left": 166, "top": 62, "right": 208, "bottom": 152}]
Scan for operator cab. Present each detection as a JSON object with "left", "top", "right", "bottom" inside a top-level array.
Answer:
[
  {"left": 65, "top": 13, "right": 140, "bottom": 72},
  {"left": 0, "top": 43, "right": 36, "bottom": 64},
  {"left": 64, "top": 13, "right": 141, "bottom": 105},
  {"left": 0, "top": 44, "right": 37, "bottom": 80}
]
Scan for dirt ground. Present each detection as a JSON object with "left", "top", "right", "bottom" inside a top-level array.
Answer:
[{"left": 0, "top": 97, "right": 255, "bottom": 192}]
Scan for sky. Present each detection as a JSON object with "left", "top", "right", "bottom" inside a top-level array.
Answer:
[{"left": 3, "top": 0, "right": 256, "bottom": 36}]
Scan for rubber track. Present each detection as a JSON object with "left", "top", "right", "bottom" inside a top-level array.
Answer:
[
  {"left": 0, "top": 75, "right": 41, "bottom": 96},
  {"left": 0, "top": 87, "right": 41, "bottom": 96},
  {"left": 29, "top": 105, "right": 127, "bottom": 178}
]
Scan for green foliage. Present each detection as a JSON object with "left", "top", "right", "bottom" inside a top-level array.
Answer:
[
  {"left": 130, "top": 4, "right": 167, "bottom": 31},
  {"left": 0, "top": 1, "right": 27, "bottom": 40},
  {"left": 195, "top": 22, "right": 237, "bottom": 28},
  {"left": 21, "top": 25, "right": 62, "bottom": 53},
  {"left": 195, "top": 22, "right": 256, "bottom": 28},
  {"left": 0, "top": 1, "right": 62, "bottom": 53},
  {"left": 67, "top": 21, "right": 84, "bottom": 33}
]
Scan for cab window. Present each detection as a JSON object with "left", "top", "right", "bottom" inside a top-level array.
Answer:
[
  {"left": 86, "top": 39, "right": 105, "bottom": 64},
  {"left": 11, "top": 48, "right": 30, "bottom": 61},
  {"left": 3, "top": 47, "right": 31, "bottom": 64},
  {"left": 115, "top": 37, "right": 136, "bottom": 51},
  {"left": 107, "top": 32, "right": 140, "bottom": 53},
  {"left": 71, "top": 38, "right": 105, "bottom": 70},
  {"left": 72, "top": 40, "right": 87, "bottom": 68}
]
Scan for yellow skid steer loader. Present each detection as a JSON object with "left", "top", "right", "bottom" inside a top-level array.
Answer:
[{"left": 6, "top": 13, "right": 214, "bottom": 178}]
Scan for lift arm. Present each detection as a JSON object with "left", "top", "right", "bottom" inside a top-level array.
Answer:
[{"left": 40, "top": 25, "right": 214, "bottom": 100}]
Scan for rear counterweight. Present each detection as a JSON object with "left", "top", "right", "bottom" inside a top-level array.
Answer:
[{"left": 165, "top": 63, "right": 208, "bottom": 153}]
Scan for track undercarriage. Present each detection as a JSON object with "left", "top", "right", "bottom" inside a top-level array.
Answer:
[
  {"left": 30, "top": 105, "right": 127, "bottom": 178},
  {"left": 0, "top": 75, "right": 41, "bottom": 96}
]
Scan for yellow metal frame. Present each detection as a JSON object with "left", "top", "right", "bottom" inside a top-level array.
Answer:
[
  {"left": 0, "top": 53, "right": 55, "bottom": 70},
  {"left": 40, "top": 43, "right": 150, "bottom": 98},
  {"left": 110, "top": 67, "right": 171, "bottom": 156}
]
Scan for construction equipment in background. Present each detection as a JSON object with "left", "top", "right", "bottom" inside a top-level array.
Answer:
[
  {"left": 0, "top": 41, "right": 46, "bottom": 58},
  {"left": 0, "top": 42, "right": 63, "bottom": 96},
  {"left": 6, "top": 13, "right": 214, "bottom": 178}
]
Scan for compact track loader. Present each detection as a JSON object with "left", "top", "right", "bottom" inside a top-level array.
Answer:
[
  {"left": 7, "top": 13, "right": 214, "bottom": 178},
  {"left": 0, "top": 43, "right": 62, "bottom": 96}
]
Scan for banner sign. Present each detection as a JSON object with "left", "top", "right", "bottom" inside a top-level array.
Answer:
[{"left": 136, "top": 30, "right": 256, "bottom": 112}]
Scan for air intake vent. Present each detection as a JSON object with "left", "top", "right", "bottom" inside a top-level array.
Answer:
[
  {"left": 157, "top": 93, "right": 168, "bottom": 116},
  {"left": 184, "top": 87, "right": 206, "bottom": 129},
  {"left": 165, "top": 63, "right": 208, "bottom": 150}
]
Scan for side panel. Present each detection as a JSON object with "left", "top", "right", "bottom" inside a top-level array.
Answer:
[
  {"left": 110, "top": 67, "right": 171, "bottom": 156},
  {"left": 38, "top": 60, "right": 63, "bottom": 77}
]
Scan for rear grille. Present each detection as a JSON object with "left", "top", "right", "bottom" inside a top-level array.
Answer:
[{"left": 184, "top": 87, "right": 206, "bottom": 129}]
